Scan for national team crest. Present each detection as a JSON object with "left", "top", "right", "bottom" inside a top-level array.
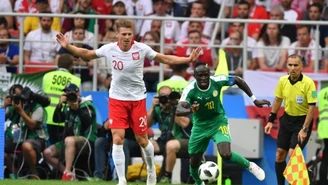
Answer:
[
  {"left": 213, "top": 90, "right": 218, "bottom": 97},
  {"left": 132, "top": 52, "right": 140, "bottom": 60}
]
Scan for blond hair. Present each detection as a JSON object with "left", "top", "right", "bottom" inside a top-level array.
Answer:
[{"left": 115, "top": 19, "right": 133, "bottom": 31}]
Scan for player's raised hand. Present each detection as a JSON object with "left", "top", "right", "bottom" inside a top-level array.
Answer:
[
  {"left": 56, "top": 33, "right": 69, "bottom": 48},
  {"left": 189, "top": 46, "right": 203, "bottom": 62},
  {"left": 254, "top": 99, "right": 271, "bottom": 108}
]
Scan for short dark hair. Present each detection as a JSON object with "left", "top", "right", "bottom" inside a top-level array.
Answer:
[
  {"left": 238, "top": 0, "right": 250, "bottom": 9},
  {"left": 171, "top": 64, "right": 189, "bottom": 72},
  {"left": 194, "top": 62, "right": 208, "bottom": 69},
  {"left": 287, "top": 54, "right": 303, "bottom": 65},
  {"left": 58, "top": 54, "right": 73, "bottom": 69},
  {"left": 297, "top": 25, "right": 311, "bottom": 33},
  {"left": 0, "top": 17, "right": 8, "bottom": 28},
  {"left": 309, "top": 3, "right": 323, "bottom": 13},
  {"left": 188, "top": 30, "right": 201, "bottom": 37}
]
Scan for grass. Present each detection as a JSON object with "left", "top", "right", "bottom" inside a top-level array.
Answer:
[{"left": 0, "top": 180, "right": 189, "bottom": 185}]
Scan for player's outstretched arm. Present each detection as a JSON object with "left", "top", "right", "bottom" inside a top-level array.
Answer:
[
  {"left": 176, "top": 101, "right": 199, "bottom": 116},
  {"left": 56, "top": 33, "right": 98, "bottom": 61},
  {"left": 154, "top": 47, "right": 202, "bottom": 65},
  {"left": 233, "top": 76, "right": 271, "bottom": 108}
]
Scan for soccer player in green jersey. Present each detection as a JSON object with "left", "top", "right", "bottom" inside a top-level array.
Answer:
[{"left": 176, "top": 63, "right": 271, "bottom": 185}]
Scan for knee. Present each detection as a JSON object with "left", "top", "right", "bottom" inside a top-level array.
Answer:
[
  {"left": 43, "top": 148, "right": 53, "bottom": 159},
  {"left": 65, "top": 136, "right": 76, "bottom": 147},
  {"left": 219, "top": 150, "right": 232, "bottom": 160},
  {"left": 22, "top": 141, "right": 33, "bottom": 152},
  {"left": 276, "top": 148, "right": 287, "bottom": 162},
  {"left": 112, "top": 134, "right": 124, "bottom": 145},
  {"left": 135, "top": 135, "right": 148, "bottom": 148},
  {"left": 166, "top": 140, "right": 178, "bottom": 153}
]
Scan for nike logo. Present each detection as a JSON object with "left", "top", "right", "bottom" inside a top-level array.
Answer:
[
  {"left": 197, "top": 96, "right": 202, "bottom": 100},
  {"left": 223, "top": 134, "right": 229, "bottom": 138},
  {"left": 141, "top": 128, "right": 147, "bottom": 132}
]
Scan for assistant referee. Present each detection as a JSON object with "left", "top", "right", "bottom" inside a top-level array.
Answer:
[{"left": 264, "top": 54, "right": 317, "bottom": 185}]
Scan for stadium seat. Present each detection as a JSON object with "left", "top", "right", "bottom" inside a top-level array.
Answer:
[{"left": 24, "top": 62, "right": 55, "bottom": 74}]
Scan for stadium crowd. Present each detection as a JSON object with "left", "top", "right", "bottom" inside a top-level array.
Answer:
[
  {"left": 0, "top": 0, "right": 327, "bottom": 92},
  {"left": 1, "top": 0, "right": 328, "bottom": 183}
]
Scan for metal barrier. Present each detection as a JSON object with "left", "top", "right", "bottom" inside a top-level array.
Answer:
[{"left": 0, "top": 12, "right": 327, "bottom": 90}]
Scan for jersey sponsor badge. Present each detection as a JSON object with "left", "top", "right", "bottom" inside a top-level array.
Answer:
[
  {"left": 296, "top": 95, "right": 304, "bottom": 104},
  {"left": 213, "top": 90, "right": 218, "bottom": 97},
  {"left": 312, "top": 91, "right": 317, "bottom": 98},
  {"left": 132, "top": 52, "right": 140, "bottom": 60}
]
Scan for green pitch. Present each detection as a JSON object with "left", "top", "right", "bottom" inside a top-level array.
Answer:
[{"left": 0, "top": 180, "right": 190, "bottom": 185}]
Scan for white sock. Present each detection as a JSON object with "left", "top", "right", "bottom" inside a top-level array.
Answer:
[
  {"left": 141, "top": 140, "right": 155, "bottom": 171},
  {"left": 112, "top": 144, "right": 126, "bottom": 183}
]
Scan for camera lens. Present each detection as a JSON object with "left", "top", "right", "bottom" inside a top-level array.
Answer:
[
  {"left": 67, "top": 93, "right": 78, "bottom": 102},
  {"left": 159, "top": 96, "right": 169, "bottom": 104}
]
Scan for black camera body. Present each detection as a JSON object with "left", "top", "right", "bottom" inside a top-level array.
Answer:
[
  {"left": 157, "top": 91, "right": 181, "bottom": 105},
  {"left": 65, "top": 92, "right": 78, "bottom": 102},
  {"left": 10, "top": 94, "right": 22, "bottom": 104}
]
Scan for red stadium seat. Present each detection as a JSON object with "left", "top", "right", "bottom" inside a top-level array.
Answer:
[{"left": 24, "top": 62, "right": 55, "bottom": 74}]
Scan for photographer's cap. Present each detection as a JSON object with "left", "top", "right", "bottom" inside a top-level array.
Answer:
[{"left": 62, "top": 83, "right": 79, "bottom": 92}]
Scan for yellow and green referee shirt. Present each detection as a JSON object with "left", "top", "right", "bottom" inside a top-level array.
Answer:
[{"left": 274, "top": 74, "right": 317, "bottom": 116}]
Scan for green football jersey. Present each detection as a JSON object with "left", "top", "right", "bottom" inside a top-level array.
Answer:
[{"left": 179, "top": 75, "right": 234, "bottom": 127}]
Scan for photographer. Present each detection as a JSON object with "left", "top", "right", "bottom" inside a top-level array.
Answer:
[
  {"left": 147, "top": 86, "right": 192, "bottom": 161},
  {"left": 43, "top": 83, "right": 97, "bottom": 181},
  {"left": 4, "top": 85, "right": 49, "bottom": 179}
]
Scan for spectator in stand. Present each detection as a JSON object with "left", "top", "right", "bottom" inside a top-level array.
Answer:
[
  {"left": 114, "top": 0, "right": 154, "bottom": 37},
  {"left": 149, "top": 20, "right": 174, "bottom": 55},
  {"left": 14, "top": 0, "right": 38, "bottom": 29},
  {"left": 288, "top": 25, "right": 322, "bottom": 71},
  {"left": 256, "top": 23, "right": 290, "bottom": 71},
  {"left": 230, "top": 0, "right": 267, "bottom": 41},
  {"left": 139, "top": 0, "right": 180, "bottom": 44},
  {"left": 305, "top": 3, "right": 328, "bottom": 48},
  {"left": 164, "top": 0, "right": 186, "bottom": 17},
  {"left": 92, "top": 0, "right": 113, "bottom": 15},
  {"left": 24, "top": 14, "right": 58, "bottom": 65},
  {"left": 57, "top": 28, "right": 94, "bottom": 91},
  {"left": 177, "top": 21, "right": 210, "bottom": 45},
  {"left": 271, "top": 0, "right": 308, "bottom": 14},
  {"left": 62, "top": 0, "right": 96, "bottom": 34},
  {"left": 175, "top": 30, "right": 215, "bottom": 77},
  {"left": 59, "top": 0, "right": 76, "bottom": 13},
  {"left": 281, "top": 0, "right": 302, "bottom": 21},
  {"left": 0, "top": 28, "right": 19, "bottom": 73},
  {"left": 23, "top": 0, "right": 61, "bottom": 35},
  {"left": 303, "top": 0, "right": 328, "bottom": 20},
  {"left": 141, "top": 31, "right": 162, "bottom": 92},
  {"left": 0, "top": 0, "right": 13, "bottom": 29},
  {"left": 180, "top": 1, "right": 213, "bottom": 41},
  {"left": 222, "top": 22, "right": 257, "bottom": 56},
  {"left": 225, "top": 31, "right": 252, "bottom": 76},
  {"left": 266, "top": 5, "right": 297, "bottom": 43},
  {"left": 63, "top": 10, "right": 95, "bottom": 48}
]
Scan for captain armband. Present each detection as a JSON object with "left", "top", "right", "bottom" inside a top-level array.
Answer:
[{"left": 268, "top": 112, "right": 277, "bottom": 123}]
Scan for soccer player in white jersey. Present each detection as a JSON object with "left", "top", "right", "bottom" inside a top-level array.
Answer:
[{"left": 56, "top": 19, "right": 202, "bottom": 185}]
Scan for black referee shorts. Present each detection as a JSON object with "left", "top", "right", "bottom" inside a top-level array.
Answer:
[{"left": 277, "top": 112, "right": 313, "bottom": 151}]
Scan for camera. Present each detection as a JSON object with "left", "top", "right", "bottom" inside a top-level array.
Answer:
[
  {"left": 65, "top": 92, "right": 78, "bottom": 102},
  {"left": 157, "top": 91, "right": 181, "bottom": 105},
  {"left": 10, "top": 94, "right": 22, "bottom": 104}
]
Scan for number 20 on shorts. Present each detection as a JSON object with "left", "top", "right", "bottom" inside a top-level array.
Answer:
[{"left": 218, "top": 126, "right": 229, "bottom": 135}]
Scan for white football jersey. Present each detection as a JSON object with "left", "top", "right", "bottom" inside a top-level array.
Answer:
[{"left": 96, "top": 41, "right": 157, "bottom": 101}]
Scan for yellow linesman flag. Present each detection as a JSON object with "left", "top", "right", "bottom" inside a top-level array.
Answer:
[
  {"left": 283, "top": 145, "right": 310, "bottom": 185},
  {"left": 214, "top": 49, "right": 229, "bottom": 103}
]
